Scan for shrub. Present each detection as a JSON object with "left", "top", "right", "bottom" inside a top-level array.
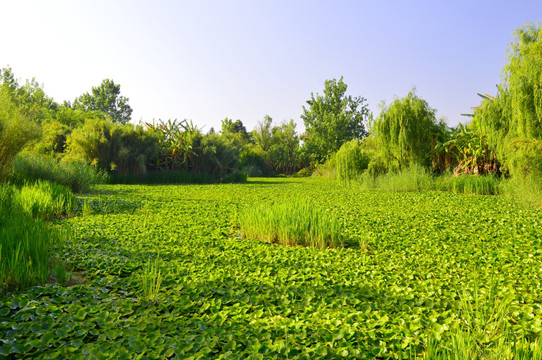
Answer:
[
  {"left": 221, "top": 172, "right": 248, "bottom": 184},
  {"left": 292, "top": 167, "right": 312, "bottom": 178},
  {"left": 239, "top": 199, "right": 344, "bottom": 248}
]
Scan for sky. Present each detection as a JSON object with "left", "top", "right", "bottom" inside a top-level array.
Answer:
[{"left": 2, "top": 0, "right": 542, "bottom": 133}]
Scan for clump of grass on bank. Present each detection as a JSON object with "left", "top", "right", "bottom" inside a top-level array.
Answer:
[
  {"left": 238, "top": 199, "right": 344, "bottom": 248},
  {"left": 14, "top": 180, "right": 76, "bottom": 220},
  {"left": 436, "top": 174, "right": 501, "bottom": 195},
  {"left": 11, "top": 154, "right": 107, "bottom": 192},
  {"left": 501, "top": 176, "right": 542, "bottom": 211},
  {"left": 354, "top": 164, "right": 503, "bottom": 196},
  {"left": 358, "top": 164, "right": 434, "bottom": 192},
  {"left": 0, "top": 183, "right": 71, "bottom": 292}
]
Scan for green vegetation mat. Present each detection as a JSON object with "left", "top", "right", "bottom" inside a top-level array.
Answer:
[{"left": 1, "top": 178, "right": 542, "bottom": 358}]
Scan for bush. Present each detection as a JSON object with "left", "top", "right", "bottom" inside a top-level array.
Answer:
[
  {"left": 11, "top": 154, "right": 106, "bottom": 192},
  {"left": 292, "top": 167, "right": 313, "bottom": 178},
  {"left": 239, "top": 149, "right": 273, "bottom": 177}
]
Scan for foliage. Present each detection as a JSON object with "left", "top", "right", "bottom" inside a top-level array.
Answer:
[
  {"left": 73, "top": 79, "right": 132, "bottom": 125},
  {"left": 301, "top": 77, "right": 369, "bottom": 164},
  {"left": 0, "top": 67, "right": 59, "bottom": 124},
  {"left": 473, "top": 23, "right": 542, "bottom": 178},
  {"left": 501, "top": 175, "right": 542, "bottom": 211},
  {"left": 0, "top": 87, "right": 40, "bottom": 179},
  {"left": 268, "top": 119, "right": 301, "bottom": 175},
  {"left": 197, "top": 133, "right": 242, "bottom": 177},
  {"left": 0, "top": 178, "right": 542, "bottom": 357},
  {"left": 433, "top": 121, "right": 500, "bottom": 176},
  {"left": 221, "top": 118, "right": 250, "bottom": 140},
  {"left": 374, "top": 89, "right": 443, "bottom": 170},
  {"left": 502, "top": 23, "right": 542, "bottom": 140},
  {"left": 239, "top": 198, "right": 346, "bottom": 248},
  {"left": 11, "top": 154, "right": 107, "bottom": 193},
  {"left": 144, "top": 119, "right": 202, "bottom": 172},
  {"left": 252, "top": 115, "right": 273, "bottom": 152},
  {"left": 239, "top": 148, "right": 273, "bottom": 177},
  {"left": 335, "top": 139, "right": 370, "bottom": 181}
]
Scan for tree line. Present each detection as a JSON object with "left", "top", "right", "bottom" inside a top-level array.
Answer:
[{"left": 1, "top": 23, "right": 541, "bottom": 185}]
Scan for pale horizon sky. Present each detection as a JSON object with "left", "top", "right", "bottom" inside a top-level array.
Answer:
[{"left": 2, "top": 0, "right": 542, "bottom": 133}]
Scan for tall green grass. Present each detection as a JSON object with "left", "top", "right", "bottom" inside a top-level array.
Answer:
[
  {"left": 141, "top": 259, "right": 163, "bottom": 302},
  {"left": 238, "top": 199, "right": 344, "bottom": 248},
  {"left": 436, "top": 174, "right": 501, "bottom": 195},
  {"left": 501, "top": 176, "right": 542, "bottom": 211},
  {"left": 422, "top": 277, "right": 542, "bottom": 359},
  {"left": 355, "top": 165, "right": 503, "bottom": 196},
  {"left": 358, "top": 164, "right": 434, "bottom": 192},
  {"left": 0, "top": 182, "right": 72, "bottom": 292},
  {"left": 14, "top": 180, "right": 76, "bottom": 220},
  {"left": 11, "top": 154, "right": 107, "bottom": 192}
]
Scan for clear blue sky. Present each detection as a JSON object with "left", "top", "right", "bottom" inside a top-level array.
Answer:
[{"left": 2, "top": 0, "right": 541, "bottom": 132}]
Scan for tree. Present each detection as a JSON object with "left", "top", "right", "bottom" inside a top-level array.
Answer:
[
  {"left": 301, "top": 77, "right": 369, "bottom": 164},
  {"left": 0, "top": 87, "right": 40, "bottom": 179},
  {"left": 374, "top": 89, "right": 442, "bottom": 170},
  {"left": 252, "top": 115, "right": 273, "bottom": 152},
  {"left": 0, "top": 67, "right": 58, "bottom": 123},
  {"left": 472, "top": 23, "right": 542, "bottom": 178},
  {"left": 221, "top": 118, "right": 250, "bottom": 140},
  {"left": 74, "top": 79, "right": 132, "bottom": 125},
  {"left": 502, "top": 23, "right": 542, "bottom": 140},
  {"left": 269, "top": 120, "right": 300, "bottom": 175}
]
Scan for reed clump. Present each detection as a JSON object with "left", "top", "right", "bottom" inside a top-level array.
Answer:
[{"left": 239, "top": 199, "right": 344, "bottom": 248}]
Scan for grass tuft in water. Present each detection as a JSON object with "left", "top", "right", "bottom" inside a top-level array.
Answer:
[
  {"left": 141, "top": 259, "right": 162, "bottom": 302},
  {"left": 239, "top": 199, "right": 344, "bottom": 248}
]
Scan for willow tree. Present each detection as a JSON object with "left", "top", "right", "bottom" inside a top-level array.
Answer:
[
  {"left": 502, "top": 23, "right": 542, "bottom": 140},
  {"left": 374, "top": 90, "right": 442, "bottom": 171},
  {"left": 474, "top": 23, "right": 542, "bottom": 177}
]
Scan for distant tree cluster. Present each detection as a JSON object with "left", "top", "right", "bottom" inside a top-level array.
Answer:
[{"left": 1, "top": 22, "right": 541, "bottom": 184}]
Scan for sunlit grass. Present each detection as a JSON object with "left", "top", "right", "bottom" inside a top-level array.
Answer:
[
  {"left": 0, "top": 182, "right": 72, "bottom": 293},
  {"left": 238, "top": 199, "right": 344, "bottom": 248}
]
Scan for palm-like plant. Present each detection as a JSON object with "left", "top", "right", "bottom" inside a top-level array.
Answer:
[{"left": 144, "top": 119, "right": 202, "bottom": 171}]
